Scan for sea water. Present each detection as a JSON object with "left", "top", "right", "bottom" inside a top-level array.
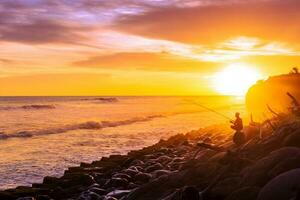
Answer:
[{"left": 0, "top": 96, "right": 245, "bottom": 189}]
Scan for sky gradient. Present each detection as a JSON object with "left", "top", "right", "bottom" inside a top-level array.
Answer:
[{"left": 1, "top": 0, "right": 300, "bottom": 96}]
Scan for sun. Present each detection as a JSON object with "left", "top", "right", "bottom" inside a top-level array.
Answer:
[{"left": 213, "top": 63, "right": 262, "bottom": 96}]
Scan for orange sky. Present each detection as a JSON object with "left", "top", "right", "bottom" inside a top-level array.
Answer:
[{"left": 0, "top": 0, "right": 299, "bottom": 96}]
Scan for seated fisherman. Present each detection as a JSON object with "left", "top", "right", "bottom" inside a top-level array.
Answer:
[
  {"left": 230, "top": 112, "right": 243, "bottom": 132},
  {"left": 230, "top": 112, "right": 245, "bottom": 146}
]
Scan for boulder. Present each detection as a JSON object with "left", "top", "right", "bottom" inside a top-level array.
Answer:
[
  {"left": 152, "top": 170, "right": 172, "bottom": 179},
  {"left": 134, "top": 172, "right": 152, "bottom": 183},
  {"left": 104, "top": 178, "right": 129, "bottom": 189},
  {"left": 257, "top": 169, "right": 300, "bottom": 200},
  {"left": 61, "top": 173, "right": 96, "bottom": 187},
  {"left": 282, "top": 129, "right": 300, "bottom": 148},
  {"left": 77, "top": 191, "right": 101, "bottom": 200},
  {"left": 145, "top": 163, "right": 164, "bottom": 173},
  {"left": 106, "top": 189, "right": 131, "bottom": 199},
  {"left": 241, "top": 147, "right": 300, "bottom": 187},
  {"left": 225, "top": 187, "right": 260, "bottom": 200}
]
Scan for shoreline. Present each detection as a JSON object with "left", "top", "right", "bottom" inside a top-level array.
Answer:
[{"left": 1, "top": 114, "right": 300, "bottom": 200}]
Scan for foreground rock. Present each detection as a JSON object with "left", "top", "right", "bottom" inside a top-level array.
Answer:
[{"left": 1, "top": 114, "right": 300, "bottom": 200}]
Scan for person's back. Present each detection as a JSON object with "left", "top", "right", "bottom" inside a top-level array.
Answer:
[
  {"left": 234, "top": 117, "right": 243, "bottom": 132},
  {"left": 231, "top": 112, "right": 245, "bottom": 146},
  {"left": 231, "top": 112, "right": 243, "bottom": 132}
]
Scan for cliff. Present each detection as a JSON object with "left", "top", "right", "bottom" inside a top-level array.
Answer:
[{"left": 246, "top": 73, "right": 300, "bottom": 119}]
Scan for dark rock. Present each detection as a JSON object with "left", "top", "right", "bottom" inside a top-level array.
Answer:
[
  {"left": 241, "top": 147, "right": 300, "bottom": 187},
  {"left": 106, "top": 189, "right": 131, "bottom": 199},
  {"left": 113, "top": 173, "right": 132, "bottom": 181},
  {"left": 77, "top": 191, "right": 101, "bottom": 200},
  {"left": 210, "top": 177, "right": 241, "bottom": 199},
  {"left": 128, "top": 182, "right": 139, "bottom": 189},
  {"left": 134, "top": 172, "right": 152, "bottom": 183},
  {"left": 123, "top": 169, "right": 139, "bottom": 177},
  {"left": 42, "top": 176, "right": 60, "bottom": 186},
  {"left": 152, "top": 170, "right": 172, "bottom": 179},
  {"left": 49, "top": 187, "right": 68, "bottom": 199},
  {"left": 225, "top": 187, "right": 260, "bottom": 200},
  {"left": 36, "top": 195, "right": 53, "bottom": 200},
  {"left": 145, "top": 163, "right": 164, "bottom": 173},
  {"left": 268, "top": 155, "right": 300, "bottom": 178},
  {"left": 156, "top": 156, "right": 172, "bottom": 165},
  {"left": 0, "top": 191, "right": 16, "bottom": 200},
  {"left": 181, "top": 186, "right": 200, "bottom": 200},
  {"left": 161, "top": 186, "right": 200, "bottom": 200},
  {"left": 88, "top": 187, "right": 108, "bottom": 196},
  {"left": 257, "top": 169, "right": 300, "bottom": 200},
  {"left": 103, "top": 197, "right": 118, "bottom": 200},
  {"left": 282, "top": 129, "right": 300, "bottom": 147},
  {"left": 130, "top": 159, "right": 144, "bottom": 166},
  {"left": 104, "top": 178, "right": 129, "bottom": 189},
  {"left": 16, "top": 198, "right": 35, "bottom": 200},
  {"left": 61, "top": 173, "right": 96, "bottom": 187}
]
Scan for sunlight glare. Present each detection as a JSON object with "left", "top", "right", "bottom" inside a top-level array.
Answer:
[{"left": 213, "top": 63, "right": 263, "bottom": 96}]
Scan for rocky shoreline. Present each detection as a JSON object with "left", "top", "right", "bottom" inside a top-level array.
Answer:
[{"left": 1, "top": 113, "right": 300, "bottom": 200}]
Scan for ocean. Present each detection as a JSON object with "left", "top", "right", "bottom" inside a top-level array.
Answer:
[{"left": 0, "top": 96, "right": 245, "bottom": 189}]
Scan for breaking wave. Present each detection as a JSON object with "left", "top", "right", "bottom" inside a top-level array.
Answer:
[
  {"left": 0, "top": 104, "right": 56, "bottom": 110},
  {"left": 0, "top": 115, "right": 164, "bottom": 140},
  {"left": 80, "top": 97, "right": 118, "bottom": 103}
]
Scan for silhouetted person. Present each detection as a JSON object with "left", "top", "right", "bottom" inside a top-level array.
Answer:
[
  {"left": 230, "top": 112, "right": 245, "bottom": 146},
  {"left": 230, "top": 112, "right": 243, "bottom": 132}
]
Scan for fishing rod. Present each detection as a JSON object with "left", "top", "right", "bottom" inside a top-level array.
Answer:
[{"left": 184, "top": 99, "right": 233, "bottom": 121}]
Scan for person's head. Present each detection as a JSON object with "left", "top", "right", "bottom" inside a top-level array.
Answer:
[{"left": 235, "top": 112, "right": 240, "bottom": 118}]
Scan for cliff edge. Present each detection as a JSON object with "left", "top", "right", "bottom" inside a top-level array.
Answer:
[{"left": 246, "top": 72, "right": 300, "bottom": 119}]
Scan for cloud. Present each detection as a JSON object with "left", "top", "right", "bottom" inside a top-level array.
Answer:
[
  {"left": 112, "top": 0, "right": 300, "bottom": 45},
  {"left": 0, "top": 19, "right": 86, "bottom": 44},
  {"left": 73, "top": 52, "right": 221, "bottom": 72}
]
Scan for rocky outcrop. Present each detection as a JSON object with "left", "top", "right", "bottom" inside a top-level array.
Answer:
[
  {"left": 1, "top": 114, "right": 300, "bottom": 200},
  {"left": 246, "top": 73, "right": 300, "bottom": 118}
]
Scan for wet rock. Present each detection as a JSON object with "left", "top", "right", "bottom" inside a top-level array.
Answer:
[
  {"left": 104, "top": 178, "right": 129, "bottom": 189},
  {"left": 61, "top": 173, "right": 96, "bottom": 187},
  {"left": 210, "top": 177, "right": 241, "bottom": 199},
  {"left": 103, "top": 197, "right": 118, "bottom": 200},
  {"left": 257, "top": 169, "right": 300, "bottom": 200},
  {"left": 42, "top": 176, "right": 60, "bottom": 186},
  {"left": 241, "top": 147, "right": 300, "bottom": 187},
  {"left": 282, "top": 129, "right": 300, "bottom": 147},
  {"left": 162, "top": 186, "right": 200, "bottom": 200},
  {"left": 36, "top": 195, "right": 53, "bottom": 200},
  {"left": 123, "top": 169, "right": 139, "bottom": 177},
  {"left": 88, "top": 187, "right": 108, "bottom": 196},
  {"left": 145, "top": 163, "right": 164, "bottom": 173},
  {"left": 77, "top": 191, "right": 101, "bottom": 200},
  {"left": 106, "top": 189, "right": 131, "bottom": 199},
  {"left": 128, "top": 182, "right": 139, "bottom": 189},
  {"left": 225, "top": 187, "right": 260, "bottom": 200},
  {"left": 181, "top": 186, "right": 200, "bottom": 200},
  {"left": 92, "top": 173, "right": 106, "bottom": 185},
  {"left": 203, "top": 137, "right": 212, "bottom": 143},
  {"left": 112, "top": 173, "right": 132, "bottom": 181},
  {"left": 134, "top": 172, "right": 152, "bottom": 183},
  {"left": 130, "top": 160, "right": 144, "bottom": 166},
  {"left": 49, "top": 186, "right": 68, "bottom": 199},
  {"left": 268, "top": 155, "right": 300, "bottom": 178},
  {"left": 152, "top": 170, "right": 172, "bottom": 179},
  {"left": 156, "top": 156, "right": 172, "bottom": 165}
]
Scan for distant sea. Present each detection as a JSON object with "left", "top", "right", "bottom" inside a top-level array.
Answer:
[{"left": 0, "top": 96, "right": 245, "bottom": 189}]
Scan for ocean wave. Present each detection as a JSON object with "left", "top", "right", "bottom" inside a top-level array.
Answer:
[
  {"left": 0, "top": 115, "right": 164, "bottom": 140},
  {"left": 0, "top": 104, "right": 56, "bottom": 110},
  {"left": 80, "top": 97, "right": 118, "bottom": 103}
]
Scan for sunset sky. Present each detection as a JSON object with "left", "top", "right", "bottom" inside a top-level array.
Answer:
[{"left": 0, "top": 0, "right": 300, "bottom": 96}]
